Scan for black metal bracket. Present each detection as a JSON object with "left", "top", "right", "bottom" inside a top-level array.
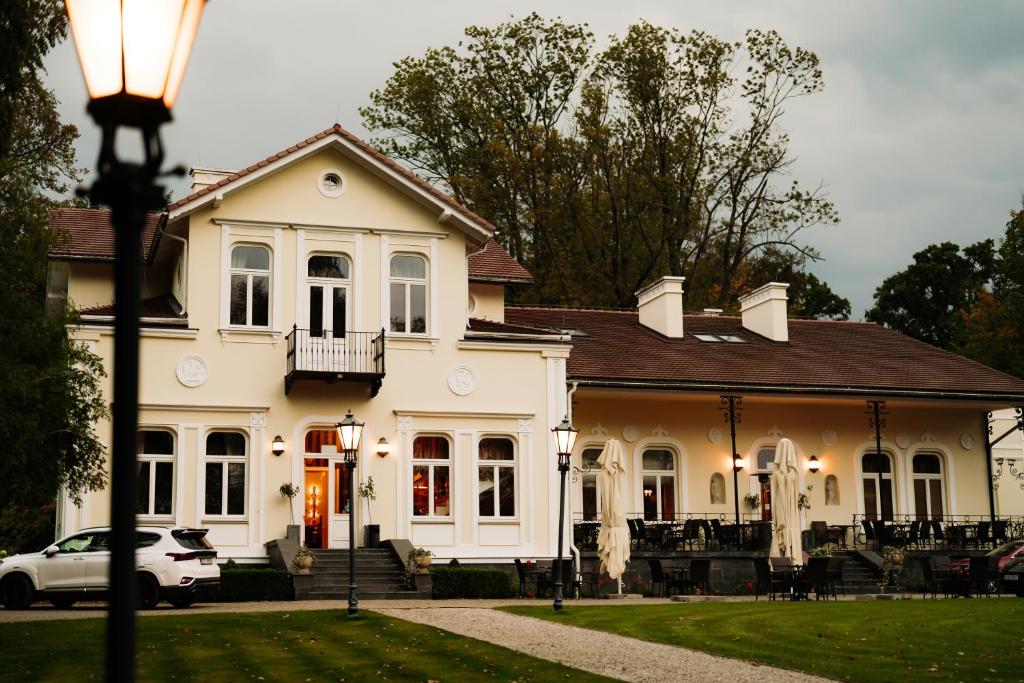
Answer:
[{"left": 570, "top": 458, "right": 593, "bottom": 484}]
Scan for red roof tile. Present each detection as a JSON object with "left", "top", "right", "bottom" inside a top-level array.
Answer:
[
  {"left": 468, "top": 239, "right": 533, "bottom": 283},
  {"left": 167, "top": 123, "right": 497, "bottom": 237},
  {"left": 505, "top": 307, "right": 1024, "bottom": 401},
  {"left": 467, "top": 317, "right": 561, "bottom": 336},
  {"left": 48, "top": 208, "right": 162, "bottom": 261},
  {"left": 79, "top": 295, "right": 184, "bottom": 320}
]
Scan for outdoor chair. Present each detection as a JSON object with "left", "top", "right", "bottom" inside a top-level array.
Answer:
[
  {"left": 647, "top": 559, "right": 683, "bottom": 597},
  {"left": 514, "top": 558, "right": 543, "bottom": 598},
  {"left": 992, "top": 520, "right": 1008, "bottom": 544},
  {"left": 930, "top": 521, "right": 947, "bottom": 549},
  {"left": 968, "top": 555, "right": 995, "bottom": 597},
  {"left": 709, "top": 519, "right": 723, "bottom": 551},
  {"left": 626, "top": 518, "right": 642, "bottom": 551},
  {"left": 810, "top": 521, "right": 830, "bottom": 549},
  {"left": 919, "top": 556, "right": 951, "bottom": 598},
  {"left": 752, "top": 557, "right": 782, "bottom": 601},
  {"left": 826, "top": 555, "right": 847, "bottom": 596},
  {"left": 680, "top": 558, "right": 711, "bottom": 596},
  {"left": 680, "top": 519, "right": 702, "bottom": 551},
  {"left": 861, "top": 519, "right": 876, "bottom": 548},
  {"left": 907, "top": 521, "right": 922, "bottom": 549},
  {"left": 802, "top": 556, "right": 835, "bottom": 600},
  {"left": 973, "top": 522, "right": 991, "bottom": 550}
]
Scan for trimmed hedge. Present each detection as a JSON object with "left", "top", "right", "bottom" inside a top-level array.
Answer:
[
  {"left": 431, "top": 567, "right": 513, "bottom": 599},
  {"left": 215, "top": 566, "right": 293, "bottom": 602}
]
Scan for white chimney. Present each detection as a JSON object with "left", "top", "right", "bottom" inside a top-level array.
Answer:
[
  {"left": 739, "top": 282, "right": 790, "bottom": 342},
  {"left": 189, "top": 167, "right": 234, "bottom": 193},
  {"left": 636, "top": 276, "right": 686, "bottom": 338}
]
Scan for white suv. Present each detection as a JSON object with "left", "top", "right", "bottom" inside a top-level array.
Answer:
[{"left": 0, "top": 526, "right": 220, "bottom": 610}]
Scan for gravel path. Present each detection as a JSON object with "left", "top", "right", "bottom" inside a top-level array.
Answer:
[{"left": 377, "top": 606, "right": 829, "bottom": 683}]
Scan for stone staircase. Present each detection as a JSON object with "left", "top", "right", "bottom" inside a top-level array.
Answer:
[
  {"left": 834, "top": 551, "right": 882, "bottom": 595},
  {"left": 293, "top": 547, "right": 421, "bottom": 601}
]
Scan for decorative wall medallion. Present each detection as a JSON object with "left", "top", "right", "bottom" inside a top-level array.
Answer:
[
  {"left": 249, "top": 412, "right": 266, "bottom": 428},
  {"left": 397, "top": 415, "right": 413, "bottom": 431},
  {"left": 895, "top": 432, "right": 911, "bottom": 449},
  {"left": 518, "top": 418, "right": 534, "bottom": 434},
  {"left": 960, "top": 433, "right": 975, "bottom": 450},
  {"left": 708, "top": 427, "right": 723, "bottom": 444},
  {"left": 175, "top": 355, "right": 208, "bottom": 387},
  {"left": 622, "top": 425, "right": 638, "bottom": 443},
  {"left": 821, "top": 430, "right": 837, "bottom": 446},
  {"left": 447, "top": 365, "right": 476, "bottom": 396}
]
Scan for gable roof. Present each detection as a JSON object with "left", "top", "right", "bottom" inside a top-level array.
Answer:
[
  {"left": 48, "top": 208, "right": 163, "bottom": 261},
  {"left": 166, "top": 123, "right": 495, "bottom": 243},
  {"left": 468, "top": 239, "right": 533, "bottom": 284},
  {"left": 505, "top": 306, "right": 1024, "bottom": 403}
]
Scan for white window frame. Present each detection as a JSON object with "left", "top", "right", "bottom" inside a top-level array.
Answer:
[
  {"left": 388, "top": 253, "right": 429, "bottom": 336},
  {"left": 229, "top": 244, "right": 272, "bottom": 328},
  {"left": 640, "top": 447, "right": 677, "bottom": 520},
  {"left": 411, "top": 434, "right": 452, "bottom": 519},
  {"left": 579, "top": 447, "right": 604, "bottom": 521},
  {"left": 203, "top": 430, "right": 249, "bottom": 520},
  {"left": 137, "top": 428, "right": 175, "bottom": 520},
  {"left": 911, "top": 452, "right": 946, "bottom": 519},
  {"left": 861, "top": 451, "right": 897, "bottom": 520},
  {"left": 477, "top": 436, "right": 518, "bottom": 520}
]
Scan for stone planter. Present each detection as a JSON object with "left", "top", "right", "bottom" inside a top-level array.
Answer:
[
  {"left": 415, "top": 555, "right": 433, "bottom": 570},
  {"left": 293, "top": 555, "right": 314, "bottom": 575}
]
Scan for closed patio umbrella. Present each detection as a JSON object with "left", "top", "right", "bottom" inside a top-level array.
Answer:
[
  {"left": 770, "top": 438, "right": 802, "bottom": 560},
  {"left": 597, "top": 438, "right": 630, "bottom": 583}
]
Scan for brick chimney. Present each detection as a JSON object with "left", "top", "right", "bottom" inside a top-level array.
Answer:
[
  {"left": 739, "top": 282, "right": 790, "bottom": 342},
  {"left": 636, "top": 276, "right": 686, "bottom": 338}
]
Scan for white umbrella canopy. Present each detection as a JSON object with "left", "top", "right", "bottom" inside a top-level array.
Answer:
[
  {"left": 596, "top": 438, "right": 630, "bottom": 580},
  {"left": 770, "top": 438, "right": 802, "bottom": 560}
]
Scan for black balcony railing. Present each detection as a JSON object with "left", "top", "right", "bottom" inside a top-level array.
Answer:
[
  {"left": 285, "top": 327, "right": 385, "bottom": 396},
  {"left": 850, "top": 513, "right": 1024, "bottom": 551}
]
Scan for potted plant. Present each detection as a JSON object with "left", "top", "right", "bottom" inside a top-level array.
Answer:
[
  {"left": 292, "top": 545, "right": 315, "bottom": 574},
  {"left": 280, "top": 482, "right": 299, "bottom": 524},
  {"left": 408, "top": 547, "right": 433, "bottom": 571},
  {"left": 358, "top": 476, "right": 379, "bottom": 547},
  {"left": 880, "top": 546, "right": 904, "bottom": 593},
  {"left": 742, "top": 493, "right": 761, "bottom": 511}
]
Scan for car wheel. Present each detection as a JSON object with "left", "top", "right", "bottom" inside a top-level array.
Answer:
[
  {"left": 1, "top": 575, "right": 34, "bottom": 610},
  {"left": 49, "top": 596, "right": 76, "bottom": 609},
  {"left": 136, "top": 574, "right": 160, "bottom": 610},
  {"left": 169, "top": 597, "right": 194, "bottom": 609}
]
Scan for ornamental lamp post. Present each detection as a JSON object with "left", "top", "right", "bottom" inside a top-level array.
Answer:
[
  {"left": 64, "top": 2, "right": 206, "bottom": 681},
  {"left": 337, "top": 410, "right": 364, "bottom": 617},
  {"left": 550, "top": 417, "right": 578, "bottom": 611}
]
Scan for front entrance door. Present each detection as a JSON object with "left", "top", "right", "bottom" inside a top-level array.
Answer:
[
  {"left": 328, "top": 459, "right": 352, "bottom": 549},
  {"left": 306, "top": 282, "right": 348, "bottom": 372},
  {"left": 758, "top": 474, "right": 773, "bottom": 522}
]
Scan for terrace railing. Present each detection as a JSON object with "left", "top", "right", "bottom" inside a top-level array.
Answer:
[
  {"left": 850, "top": 513, "right": 1024, "bottom": 551},
  {"left": 572, "top": 512, "right": 772, "bottom": 553}
]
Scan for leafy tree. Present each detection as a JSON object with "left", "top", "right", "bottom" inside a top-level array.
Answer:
[
  {"left": 744, "top": 247, "right": 850, "bottom": 319},
  {"left": 866, "top": 241, "right": 995, "bottom": 348},
  {"left": 0, "top": 0, "right": 108, "bottom": 547},
  {"left": 362, "top": 15, "right": 842, "bottom": 309}
]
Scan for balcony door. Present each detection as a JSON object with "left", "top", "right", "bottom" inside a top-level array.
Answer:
[{"left": 305, "top": 255, "right": 350, "bottom": 372}]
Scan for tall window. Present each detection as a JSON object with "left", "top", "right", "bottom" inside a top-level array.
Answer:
[
  {"left": 389, "top": 254, "right": 427, "bottom": 334},
  {"left": 754, "top": 446, "right": 776, "bottom": 522},
  {"left": 205, "top": 431, "right": 247, "bottom": 517},
  {"left": 307, "top": 254, "right": 349, "bottom": 338},
  {"left": 580, "top": 448, "right": 603, "bottom": 521},
  {"left": 412, "top": 436, "right": 450, "bottom": 517},
  {"left": 862, "top": 451, "right": 895, "bottom": 521},
  {"left": 641, "top": 448, "right": 676, "bottom": 520},
  {"left": 136, "top": 429, "right": 174, "bottom": 517},
  {"left": 478, "top": 437, "right": 515, "bottom": 518},
  {"left": 912, "top": 453, "right": 945, "bottom": 520},
  {"left": 229, "top": 245, "right": 270, "bottom": 327}
]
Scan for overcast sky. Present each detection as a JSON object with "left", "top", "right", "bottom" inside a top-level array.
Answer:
[{"left": 44, "top": 1, "right": 1024, "bottom": 317}]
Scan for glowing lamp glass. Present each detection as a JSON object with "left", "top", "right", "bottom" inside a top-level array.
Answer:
[
  {"left": 551, "top": 418, "right": 578, "bottom": 457},
  {"left": 376, "top": 437, "right": 392, "bottom": 457},
  {"left": 808, "top": 455, "right": 821, "bottom": 473},
  {"left": 336, "top": 410, "right": 364, "bottom": 453}
]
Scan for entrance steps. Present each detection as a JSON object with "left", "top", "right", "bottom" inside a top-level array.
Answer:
[
  {"left": 293, "top": 548, "right": 422, "bottom": 601},
  {"left": 833, "top": 551, "right": 882, "bottom": 595}
]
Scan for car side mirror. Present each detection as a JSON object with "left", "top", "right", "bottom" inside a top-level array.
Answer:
[{"left": 44, "top": 545, "right": 59, "bottom": 557}]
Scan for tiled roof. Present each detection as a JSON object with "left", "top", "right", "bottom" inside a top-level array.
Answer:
[
  {"left": 505, "top": 307, "right": 1024, "bottom": 400},
  {"left": 79, "top": 295, "right": 184, "bottom": 321},
  {"left": 166, "top": 123, "right": 496, "bottom": 237},
  {"left": 467, "top": 317, "right": 562, "bottom": 336},
  {"left": 468, "top": 239, "right": 533, "bottom": 283},
  {"left": 48, "top": 208, "right": 162, "bottom": 261}
]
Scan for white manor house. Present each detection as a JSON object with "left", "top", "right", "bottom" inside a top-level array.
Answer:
[{"left": 47, "top": 124, "right": 1024, "bottom": 577}]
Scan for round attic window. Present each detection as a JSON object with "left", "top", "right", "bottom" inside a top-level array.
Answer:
[{"left": 317, "top": 169, "right": 346, "bottom": 198}]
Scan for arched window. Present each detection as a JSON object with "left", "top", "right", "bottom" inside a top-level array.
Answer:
[
  {"left": 136, "top": 429, "right": 174, "bottom": 517},
  {"left": 413, "top": 436, "right": 450, "bottom": 517},
  {"left": 205, "top": 431, "right": 247, "bottom": 517},
  {"left": 230, "top": 244, "right": 270, "bottom": 327},
  {"left": 641, "top": 448, "right": 676, "bottom": 521},
  {"left": 912, "top": 453, "right": 945, "bottom": 520},
  {"left": 478, "top": 437, "right": 515, "bottom": 518},
  {"left": 580, "top": 448, "right": 603, "bottom": 521},
  {"left": 306, "top": 254, "right": 350, "bottom": 339},
  {"left": 389, "top": 254, "right": 427, "bottom": 334},
  {"left": 861, "top": 451, "right": 895, "bottom": 521},
  {"left": 753, "top": 446, "right": 776, "bottom": 521}
]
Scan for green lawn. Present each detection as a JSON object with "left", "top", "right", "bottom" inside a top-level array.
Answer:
[
  {"left": 0, "top": 609, "right": 610, "bottom": 682},
  {"left": 504, "top": 600, "right": 1024, "bottom": 682}
]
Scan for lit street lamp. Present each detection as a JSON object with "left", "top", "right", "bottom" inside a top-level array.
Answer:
[
  {"left": 64, "top": 2, "right": 206, "bottom": 680},
  {"left": 336, "top": 410, "right": 364, "bottom": 617},
  {"left": 550, "top": 416, "right": 578, "bottom": 611}
]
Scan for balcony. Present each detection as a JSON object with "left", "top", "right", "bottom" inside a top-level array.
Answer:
[{"left": 285, "top": 327, "right": 385, "bottom": 396}]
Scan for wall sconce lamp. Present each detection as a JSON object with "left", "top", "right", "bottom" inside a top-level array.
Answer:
[
  {"left": 271, "top": 435, "right": 285, "bottom": 457},
  {"left": 376, "top": 437, "right": 392, "bottom": 457},
  {"left": 733, "top": 455, "right": 747, "bottom": 472},
  {"left": 808, "top": 455, "right": 821, "bottom": 473}
]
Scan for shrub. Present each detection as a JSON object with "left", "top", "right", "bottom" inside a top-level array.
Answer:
[
  {"left": 431, "top": 567, "right": 514, "bottom": 599},
  {"left": 215, "top": 565, "right": 293, "bottom": 602}
]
